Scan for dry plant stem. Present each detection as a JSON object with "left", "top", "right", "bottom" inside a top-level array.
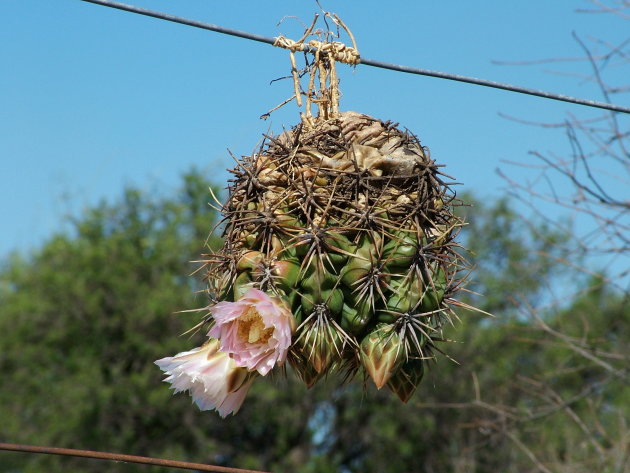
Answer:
[
  {"left": 497, "top": 170, "right": 629, "bottom": 259},
  {"left": 572, "top": 32, "right": 630, "bottom": 158},
  {"left": 530, "top": 309, "right": 630, "bottom": 382},
  {"left": 577, "top": 1, "right": 630, "bottom": 28},
  {"left": 411, "top": 351, "right": 622, "bottom": 469},
  {"left": 261, "top": 95, "right": 298, "bottom": 120},
  {"left": 271, "top": 12, "right": 360, "bottom": 124},
  {"left": 330, "top": 56, "right": 339, "bottom": 117},
  {"left": 504, "top": 431, "right": 554, "bottom": 473},
  {"left": 285, "top": 14, "right": 319, "bottom": 110},
  {"left": 317, "top": 55, "right": 328, "bottom": 118},
  {"left": 517, "top": 376, "right": 606, "bottom": 458},
  {"left": 332, "top": 14, "right": 358, "bottom": 52},
  {"left": 305, "top": 48, "right": 318, "bottom": 122},
  {"left": 290, "top": 52, "right": 302, "bottom": 107},
  {"left": 498, "top": 17, "right": 629, "bottom": 297}
]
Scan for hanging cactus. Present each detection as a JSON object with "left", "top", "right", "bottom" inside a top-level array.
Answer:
[
  {"left": 204, "top": 110, "right": 466, "bottom": 402},
  {"left": 156, "top": 17, "right": 470, "bottom": 416}
]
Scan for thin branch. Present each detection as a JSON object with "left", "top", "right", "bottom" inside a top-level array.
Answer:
[
  {"left": 529, "top": 312, "right": 630, "bottom": 382},
  {"left": 504, "top": 431, "right": 554, "bottom": 473}
]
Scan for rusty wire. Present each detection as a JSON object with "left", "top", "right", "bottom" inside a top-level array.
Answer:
[{"left": 0, "top": 443, "right": 271, "bottom": 473}]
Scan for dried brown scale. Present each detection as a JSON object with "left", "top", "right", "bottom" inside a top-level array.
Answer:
[{"left": 203, "top": 111, "right": 469, "bottom": 400}]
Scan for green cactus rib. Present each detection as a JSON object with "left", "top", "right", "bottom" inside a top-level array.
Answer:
[{"left": 203, "top": 111, "right": 469, "bottom": 400}]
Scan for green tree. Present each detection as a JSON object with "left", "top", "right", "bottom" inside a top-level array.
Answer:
[
  {"left": 0, "top": 170, "right": 222, "bottom": 472},
  {"left": 1, "top": 171, "right": 626, "bottom": 473}
]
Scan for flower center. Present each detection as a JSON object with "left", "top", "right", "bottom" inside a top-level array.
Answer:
[{"left": 237, "top": 307, "right": 274, "bottom": 344}]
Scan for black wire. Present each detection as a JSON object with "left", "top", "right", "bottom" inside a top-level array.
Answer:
[
  {"left": 361, "top": 59, "right": 630, "bottom": 114},
  {"left": 78, "top": 0, "right": 630, "bottom": 115},
  {"left": 79, "top": 0, "right": 276, "bottom": 45}
]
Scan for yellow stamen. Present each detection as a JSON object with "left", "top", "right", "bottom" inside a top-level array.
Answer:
[{"left": 237, "top": 307, "right": 274, "bottom": 344}]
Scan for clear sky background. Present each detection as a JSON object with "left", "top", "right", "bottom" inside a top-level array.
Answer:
[{"left": 1, "top": 0, "right": 628, "bottom": 261}]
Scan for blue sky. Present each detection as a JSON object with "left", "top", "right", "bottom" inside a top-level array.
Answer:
[{"left": 1, "top": 0, "right": 628, "bottom": 259}]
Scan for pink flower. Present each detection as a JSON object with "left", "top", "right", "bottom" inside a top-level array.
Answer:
[
  {"left": 155, "top": 339, "right": 255, "bottom": 417},
  {"left": 208, "top": 288, "right": 295, "bottom": 376}
]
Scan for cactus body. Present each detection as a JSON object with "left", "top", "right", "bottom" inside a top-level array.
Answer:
[{"left": 205, "top": 112, "right": 465, "bottom": 399}]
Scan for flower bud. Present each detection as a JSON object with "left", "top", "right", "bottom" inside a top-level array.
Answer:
[
  {"left": 387, "top": 357, "right": 425, "bottom": 403},
  {"left": 296, "top": 319, "right": 344, "bottom": 374},
  {"left": 244, "top": 232, "right": 258, "bottom": 249},
  {"left": 360, "top": 324, "right": 405, "bottom": 389},
  {"left": 289, "top": 351, "right": 322, "bottom": 388}
]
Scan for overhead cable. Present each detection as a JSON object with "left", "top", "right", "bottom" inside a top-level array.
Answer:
[{"left": 78, "top": 0, "right": 630, "bottom": 114}]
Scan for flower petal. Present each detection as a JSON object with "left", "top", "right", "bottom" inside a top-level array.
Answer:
[
  {"left": 155, "top": 341, "right": 255, "bottom": 417},
  {"left": 207, "top": 288, "right": 296, "bottom": 376}
]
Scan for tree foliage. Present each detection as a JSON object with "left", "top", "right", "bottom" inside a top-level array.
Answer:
[{"left": 1, "top": 169, "right": 627, "bottom": 473}]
